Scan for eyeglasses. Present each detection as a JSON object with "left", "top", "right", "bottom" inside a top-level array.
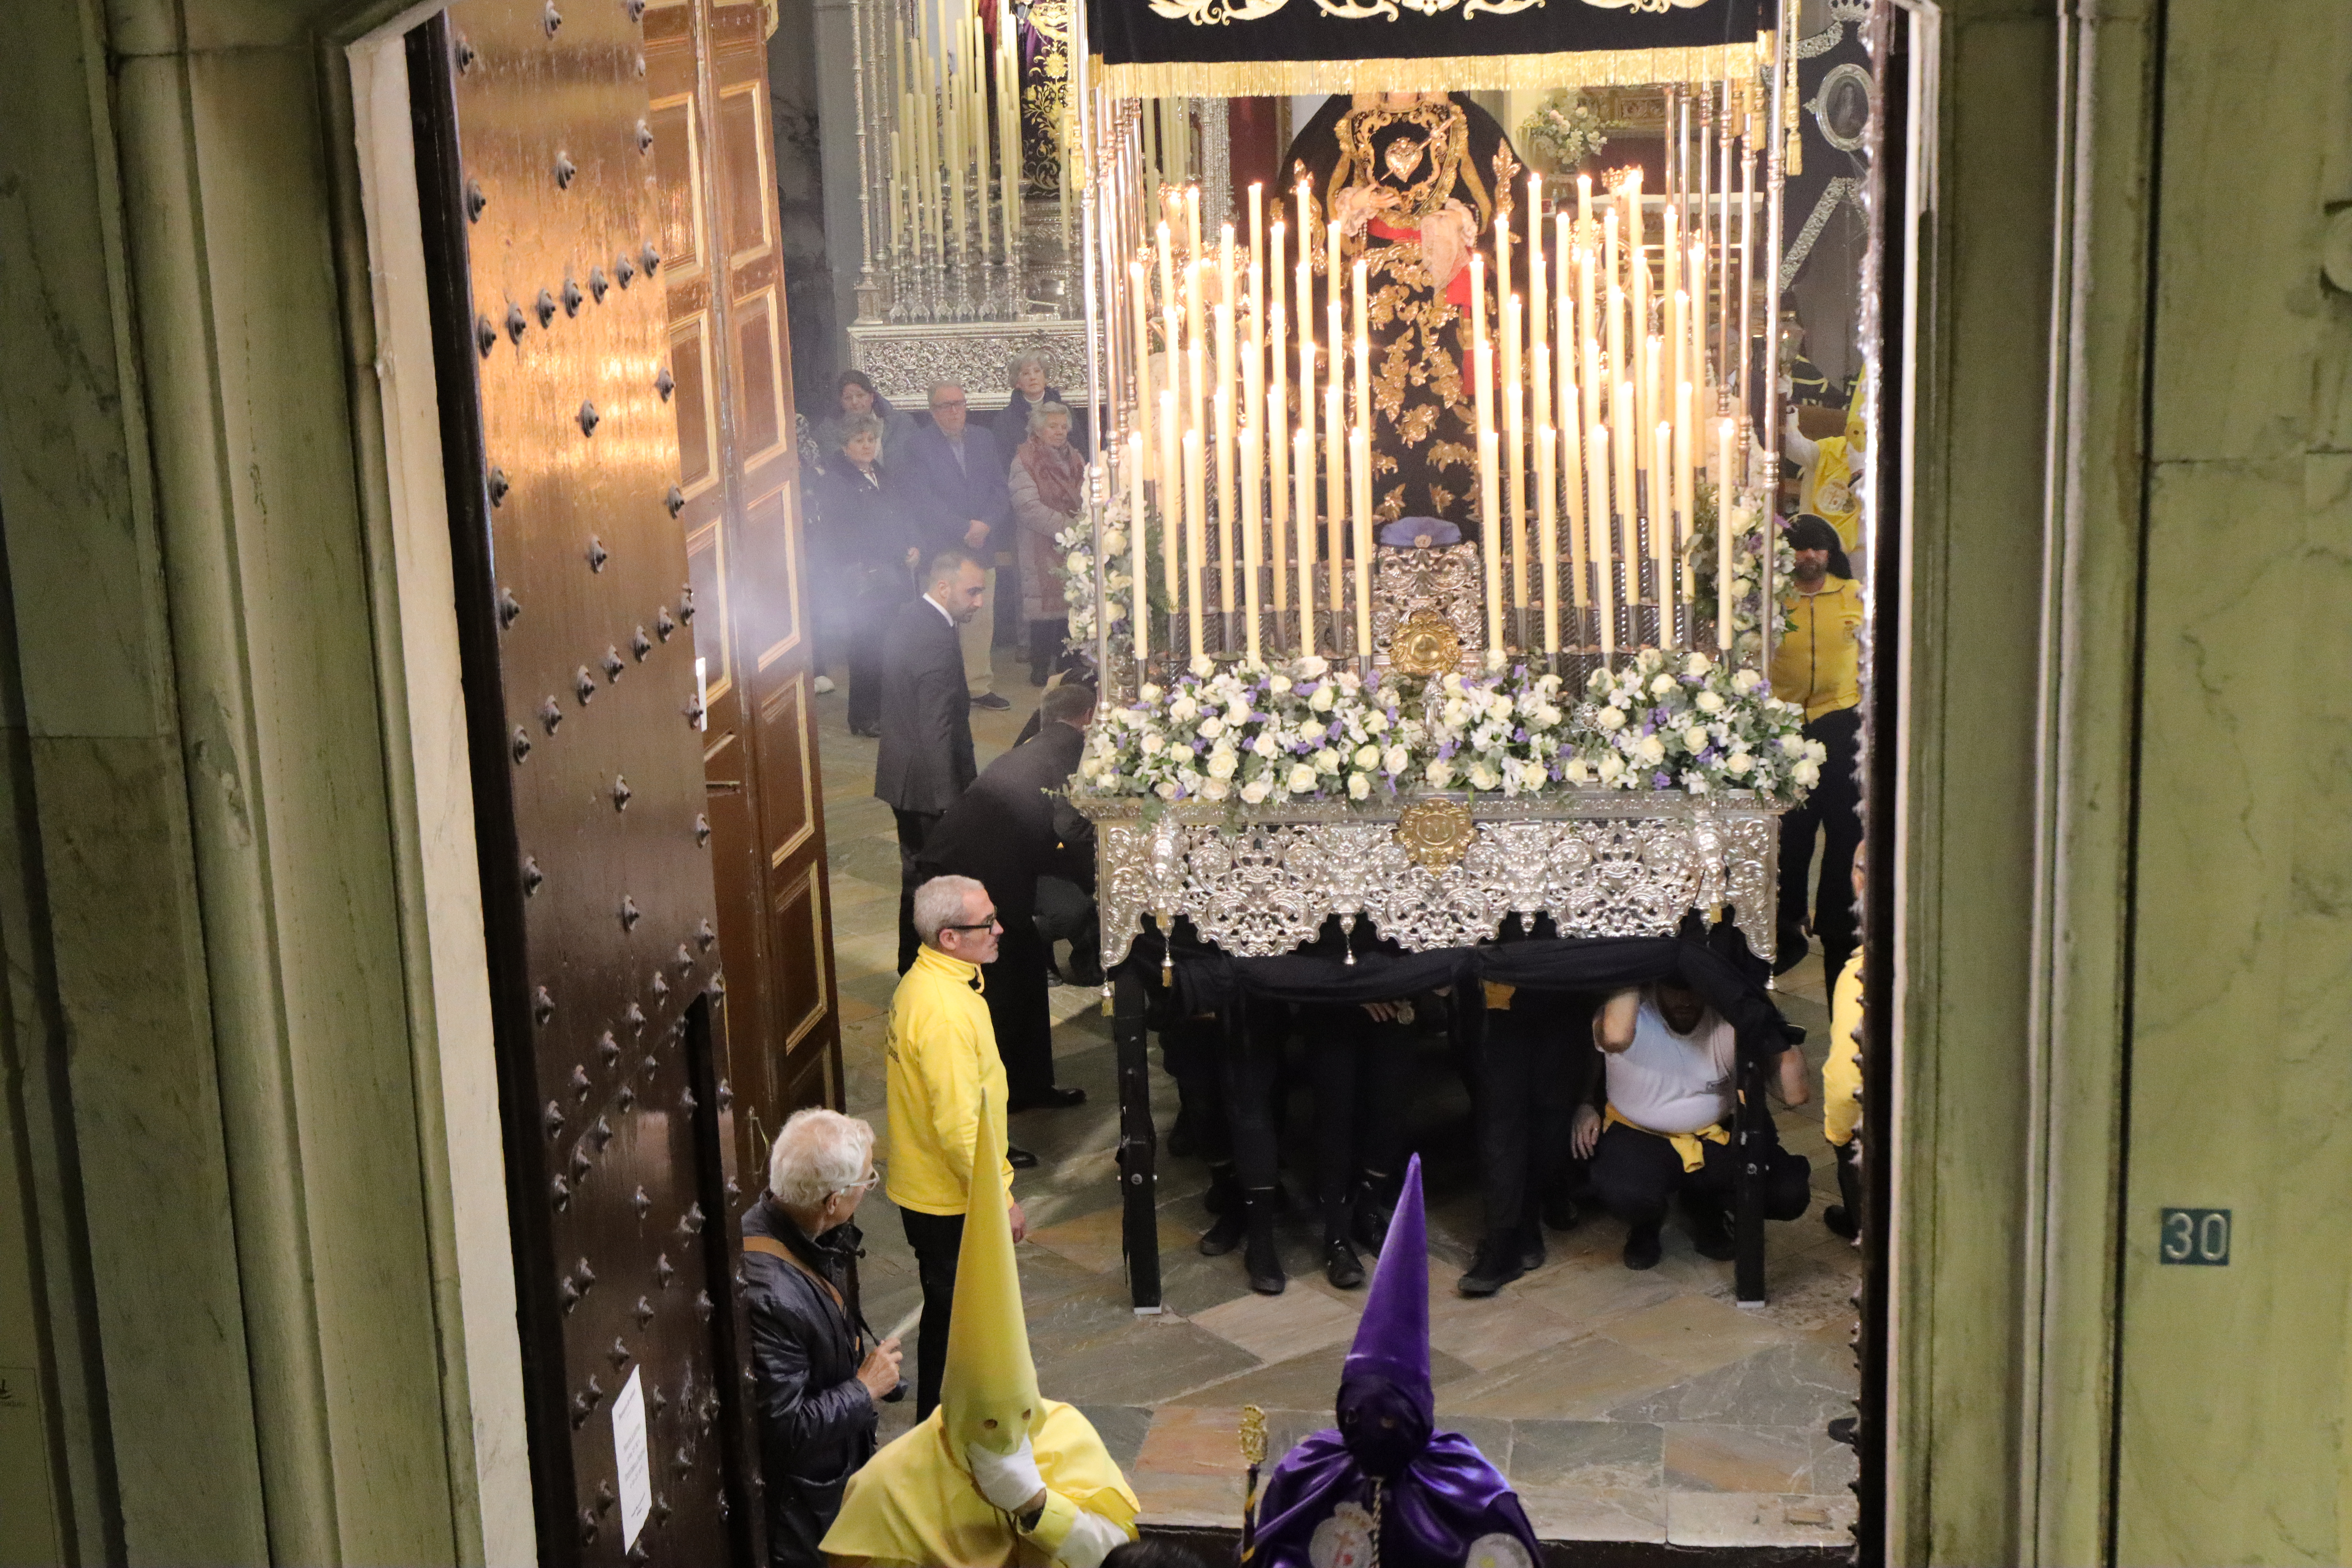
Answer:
[
  {"left": 931, "top": 398, "right": 967, "bottom": 411},
  {"left": 838, "top": 1170, "right": 880, "bottom": 1196},
  {"left": 942, "top": 916, "right": 1002, "bottom": 933}
]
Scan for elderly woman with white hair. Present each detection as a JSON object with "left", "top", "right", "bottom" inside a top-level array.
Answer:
[
  {"left": 742, "top": 1108, "right": 904, "bottom": 1566},
  {"left": 1006, "top": 399, "right": 1085, "bottom": 685}
]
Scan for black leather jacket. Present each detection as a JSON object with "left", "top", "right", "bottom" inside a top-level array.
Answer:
[{"left": 741, "top": 1197, "right": 879, "bottom": 1567}]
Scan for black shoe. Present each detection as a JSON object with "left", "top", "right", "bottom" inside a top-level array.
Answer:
[
  {"left": 1457, "top": 1236, "right": 1527, "bottom": 1297},
  {"left": 970, "top": 692, "right": 1012, "bottom": 710},
  {"left": 1243, "top": 1191, "right": 1286, "bottom": 1295},
  {"left": 1541, "top": 1192, "right": 1581, "bottom": 1232},
  {"left": 1826, "top": 1141, "right": 1863, "bottom": 1239},
  {"left": 1065, "top": 960, "right": 1106, "bottom": 988},
  {"left": 1824, "top": 1204, "right": 1859, "bottom": 1240},
  {"left": 1006, "top": 1145, "right": 1039, "bottom": 1170},
  {"left": 1165, "top": 1109, "right": 1197, "bottom": 1159},
  {"left": 1028, "top": 668, "right": 1051, "bottom": 687},
  {"left": 1324, "top": 1236, "right": 1365, "bottom": 1289},
  {"left": 849, "top": 722, "right": 881, "bottom": 738},
  {"left": 1350, "top": 1174, "right": 1395, "bottom": 1255},
  {"left": 1008, "top": 1085, "right": 1086, "bottom": 1113},
  {"left": 1518, "top": 1221, "right": 1546, "bottom": 1273},
  {"left": 1773, "top": 926, "right": 1812, "bottom": 976},
  {"left": 1827, "top": 1415, "right": 1859, "bottom": 1448},
  {"left": 1201, "top": 1166, "right": 1240, "bottom": 1216},
  {"left": 1199, "top": 1207, "right": 1246, "bottom": 1256},
  {"left": 1686, "top": 1201, "right": 1737, "bottom": 1262},
  {"left": 1624, "top": 1220, "right": 1664, "bottom": 1270}
]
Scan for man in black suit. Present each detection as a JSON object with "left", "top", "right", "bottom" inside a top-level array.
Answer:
[
  {"left": 899, "top": 383, "right": 1015, "bottom": 712},
  {"left": 876, "top": 548, "right": 986, "bottom": 974},
  {"left": 917, "top": 681, "right": 1098, "bottom": 1112}
]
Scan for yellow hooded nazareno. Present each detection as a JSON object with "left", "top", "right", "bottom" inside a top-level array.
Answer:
[{"left": 820, "top": 1106, "right": 1138, "bottom": 1567}]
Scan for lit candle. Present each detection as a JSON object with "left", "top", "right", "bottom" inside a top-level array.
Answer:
[
  {"left": 1577, "top": 172, "right": 1592, "bottom": 231},
  {"left": 1350, "top": 420, "right": 1373, "bottom": 658},
  {"left": 1479, "top": 427, "right": 1503, "bottom": 654},
  {"left": 1159, "top": 389, "right": 1181, "bottom": 608},
  {"left": 1615, "top": 382, "right": 1638, "bottom": 597},
  {"left": 1325, "top": 380, "right": 1345, "bottom": 626},
  {"left": 1270, "top": 300, "right": 1289, "bottom": 615},
  {"left": 1185, "top": 184, "right": 1201, "bottom": 270},
  {"left": 1129, "top": 431, "right": 1148, "bottom": 663},
  {"left": 1675, "top": 378, "right": 1696, "bottom": 570},
  {"left": 1653, "top": 421, "right": 1673, "bottom": 644},
  {"left": 1184, "top": 424, "right": 1206, "bottom": 655},
  {"left": 1130, "top": 260, "right": 1152, "bottom": 480},
  {"left": 1527, "top": 173, "right": 1545, "bottom": 345},
  {"left": 1605, "top": 282, "right": 1626, "bottom": 443},
  {"left": 1240, "top": 422, "right": 1263, "bottom": 659},
  {"left": 1157, "top": 222, "right": 1176, "bottom": 331},
  {"left": 1185, "top": 260, "right": 1205, "bottom": 433},
  {"left": 1555, "top": 213, "right": 1574, "bottom": 354},
  {"left": 1536, "top": 425, "right": 1559, "bottom": 655},
  {"left": 1469, "top": 251, "right": 1486, "bottom": 353},
  {"left": 1564, "top": 396, "right": 1589, "bottom": 611},
  {"left": 1716, "top": 417, "right": 1735, "bottom": 650},
  {"left": 1591, "top": 421, "right": 1615, "bottom": 658},
  {"left": 1493, "top": 213, "right": 1511, "bottom": 319},
  {"left": 1214, "top": 379, "right": 1234, "bottom": 615},
  {"left": 1578, "top": 251, "right": 1599, "bottom": 431},
  {"left": 1297, "top": 331, "right": 1317, "bottom": 631},
  {"left": 1247, "top": 183, "right": 1264, "bottom": 319}
]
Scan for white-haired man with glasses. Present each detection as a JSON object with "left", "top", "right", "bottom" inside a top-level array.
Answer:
[
  {"left": 887, "top": 875, "right": 1029, "bottom": 1419},
  {"left": 742, "top": 1108, "right": 904, "bottom": 1565}
]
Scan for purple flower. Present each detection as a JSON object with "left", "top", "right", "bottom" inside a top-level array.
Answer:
[
  {"left": 1652, "top": 770, "right": 1673, "bottom": 788},
  {"left": 1513, "top": 727, "right": 1528, "bottom": 744}
]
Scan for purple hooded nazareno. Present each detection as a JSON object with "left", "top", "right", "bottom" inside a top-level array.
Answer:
[{"left": 1248, "top": 1156, "right": 1543, "bottom": 1567}]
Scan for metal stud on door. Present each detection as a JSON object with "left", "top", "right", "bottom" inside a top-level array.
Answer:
[{"left": 409, "top": 6, "right": 758, "bottom": 1563}]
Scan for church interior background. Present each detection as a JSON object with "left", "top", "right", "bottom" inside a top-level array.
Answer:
[{"left": 1, "top": 0, "right": 2348, "bottom": 1562}]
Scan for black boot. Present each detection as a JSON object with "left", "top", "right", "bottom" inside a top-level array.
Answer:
[
  {"left": 1324, "top": 1235, "right": 1365, "bottom": 1289},
  {"left": 1623, "top": 1219, "right": 1664, "bottom": 1270},
  {"left": 1824, "top": 1140, "right": 1863, "bottom": 1240},
  {"left": 1684, "top": 1196, "right": 1737, "bottom": 1262},
  {"left": 1198, "top": 1166, "right": 1245, "bottom": 1256},
  {"left": 1350, "top": 1169, "right": 1396, "bottom": 1255},
  {"left": 1457, "top": 1233, "right": 1527, "bottom": 1297},
  {"left": 1165, "top": 1106, "right": 1198, "bottom": 1159},
  {"left": 1243, "top": 1189, "right": 1286, "bottom": 1295}
]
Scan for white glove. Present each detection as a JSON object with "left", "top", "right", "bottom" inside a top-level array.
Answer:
[
  {"left": 1055, "top": 1508, "right": 1130, "bottom": 1568},
  {"left": 966, "top": 1435, "right": 1046, "bottom": 1512}
]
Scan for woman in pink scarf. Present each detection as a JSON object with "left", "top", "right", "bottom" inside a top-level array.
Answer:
[{"left": 1007, "top": 400, "right": 1085, "bottom": 685}]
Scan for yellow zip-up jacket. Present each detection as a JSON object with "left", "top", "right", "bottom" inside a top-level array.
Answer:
[
  {"left": 1769, "top": 578, "right": 1864, "bottom": 722},
  {"left": 1825, "top": 951, "right": 1864, "bottom": 1147},
  {"left": 884, "top": 946, "right": 1017, "bottom": 1216}
]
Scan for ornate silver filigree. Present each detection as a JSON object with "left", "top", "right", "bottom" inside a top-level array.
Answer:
[
  {"left": 1371, "top": 543, "right": 1486, "bottom": 667},
  {"left": 844, "top": 320, "right": 1090, "bottom": 411},
  {"left": 1084, "top": 793, "right": 1784, "bottom": 966}
]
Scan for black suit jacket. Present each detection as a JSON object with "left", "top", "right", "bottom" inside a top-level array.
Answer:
[
  {"left": 916, "top": 720, "right": 1093, "bottom": 924},
  {"left": 872, "top": 597, "right": 976, "bottom": 814}
]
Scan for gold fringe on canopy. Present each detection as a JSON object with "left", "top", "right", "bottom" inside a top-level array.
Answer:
[{"left": 1090, "top": 38, "right": 1763, "bottom": 99}]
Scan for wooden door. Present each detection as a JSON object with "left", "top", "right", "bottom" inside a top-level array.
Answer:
[
  {"left": 410, "top": 7, "right": 760, "bottom": 1563},
  {"left": 645, "top": 0, "right": 842, "bottom": 1191}
]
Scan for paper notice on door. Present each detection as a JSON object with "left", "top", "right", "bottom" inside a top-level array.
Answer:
[{"left": 613, "top": 1365, "right": 652, "bottom": 1549}]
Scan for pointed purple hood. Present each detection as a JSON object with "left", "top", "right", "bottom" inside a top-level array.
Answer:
[{"left": 1342, "top": 1154, "right": 1431, "bottom": 1410}]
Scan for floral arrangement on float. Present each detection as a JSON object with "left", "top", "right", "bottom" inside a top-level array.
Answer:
[
  {"left": 1683, "top": 478, "right": 1800, "bottom": 662},
  {"left": 1075, "top": 646, "right": 1823, "bottom": 809},
  {"left": 1515, "top": 89, "right": 1610, "bottom": 177}
]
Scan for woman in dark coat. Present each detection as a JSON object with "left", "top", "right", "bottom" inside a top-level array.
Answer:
[
  {"left": 993, "top": 350, "right": 1090, "bottom": 463},
  {"left": 742, "top": 1109, "right": 903, "bottom": 1567},
  {"left": 810, "top": 412, "right": 919, "bottom": 735},
  {"left": 814, "top": 368, "right": 917, "bottom": 469}
]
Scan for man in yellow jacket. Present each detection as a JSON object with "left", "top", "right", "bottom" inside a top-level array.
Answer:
[
  {"left": 1767, "top": 514, "right": 1865, "bottom": 979},
  {"left": 888, "top": 874, "right": 1025, "bottom": 1419}
]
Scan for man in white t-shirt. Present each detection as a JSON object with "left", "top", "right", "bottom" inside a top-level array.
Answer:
[{"left": 1570, "top": 979, "right": 1814, "bottom": 1270}]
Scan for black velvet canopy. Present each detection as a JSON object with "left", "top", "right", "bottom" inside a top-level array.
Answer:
[
  {"left": 1135, "top": 910, "right": 1794, "bottom": 1064},
  {"left": 1087, "top": 0, "right": 1767, "bottom": 99}
]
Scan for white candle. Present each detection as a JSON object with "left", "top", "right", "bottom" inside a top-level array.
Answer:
[
  {"left": 1159, "top": 389, "right": 1180, "bottom": 608},
  {"left": 1325, "top": 381, "right": 1345, "bottom": 626},
  {"left": 1615, "top": 382, "right": 1638, "bottom": 596},
  {"left": 1294, "top": 427, "right": 1315, "bottom": 645},
  {"left": 1129, "top": 431, "right": 1148, "bottom": 663},
  {"left": 1653, "top": 421, "right": 1674, "bottom": 645},
  {"left": 1185, "top": 424, "right": 1206, "bottom": 655},
  {"left": 1675, "top": 378, "right": 1696, "bottom": 568},
  {"left": 1537, "top": 425, "right": 1559, "bottom": 654},
  {"left": 1564, "top": 400, "right": 1589, "bottom": 611},
  {"left": 1130, "top": 260, "right": 1152, "bottom": 480},
  {"left": 1479, "top": 426, "right": 1503, "bottom": 654},
  {"left": 1502, "top": 293, "right": 1525, "bottom": 615},
  {"left": 1591, "top": 421, "right": 1615, "bottom": 658},
  {"left": 1240, "top": 424, "right": 1263, "bottom": 659},
  {"left": 1716, "top": 417, "right": 1735, "bottom": 650},
  {"left": 1269, "top": 304, "right": 1288, "bottom": 613},
  {"left": 1350, "top": 422, "right": 1373, "bottom": 658},
  {"left": 1214, "top": 379, "right": 1234, "bottom": 615}
]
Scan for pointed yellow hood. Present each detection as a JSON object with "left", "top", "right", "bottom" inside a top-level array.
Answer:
[{"left": 938, "top": 1096, "right": 1042, "bottom": 1468}]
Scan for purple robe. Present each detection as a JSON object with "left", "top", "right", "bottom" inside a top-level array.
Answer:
[{"left": 1252, "top": 1427, "right": 1540, "bottom": 1568}]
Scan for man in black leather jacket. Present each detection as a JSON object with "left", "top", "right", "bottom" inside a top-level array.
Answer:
[{"left": 742, "top": 1109, "right": 904, "bottom": 1566}]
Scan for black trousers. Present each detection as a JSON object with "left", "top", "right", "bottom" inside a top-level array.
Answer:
[
  {"left": 894, "top": 809, "right": 942, "bottom": 974},
  {"left": 899, "top": 1207, "right": 964, "bottom": 1420},
  {"left": 846, "top": 584, "right": 905, "bottom": 732},
  {"left": 1586, "top": 1118, "right": 1812, "bottom": 1231},
  {"left": 1777, "top": 705, "right": 1864, "bottom": 977},
  {"left": 1214, "top": 1007, "right": 1288, "bottom": 1190},
  {"left": 982, "top": 917, "right": 1056, "bottom": 1100},
  {"left": 1161, "top": 1012, "right": 1234, "bottom": 1165},
  {"left": 1304, "top": 1005, "right": 1411, "bottom": 1227},
  {"left": 1476, "top": 998, "right": 1588, "bottom": 1242},
  {"left": 1033, "top": 874, "right": 1101, "bottom": 983}
]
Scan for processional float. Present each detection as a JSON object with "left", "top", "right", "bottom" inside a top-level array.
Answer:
[{"left": 854, "top": 0, "right": 1841, "bottom": 1305}]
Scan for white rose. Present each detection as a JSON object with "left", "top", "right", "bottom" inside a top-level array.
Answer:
[
  {"left": 1353, "top": 743, "right": 1381, "bottom": 770},
  {"left": 1313, "top": 747, "right": 1341, "bottom": 775},
  {"left": 1079, "top": 756, "right": 1102, "bottom": 779},
  {"left": 1637, "top": 734, "right": 1667, "bottom": 764},
  {"left": 1683, "top": 652, "right": 1714, "bottom": 678},
  {"left": 1141, "top": 732, "right": 1165, "bottom": 755},
  {"left": 1295, "top": 655, "right": 1329, "bottom": 679},
  {"left": 1484, "top": 647, "right": 1508, "bottom": 672},
  {"left": 1780, "top": 734, "right": 1806, "bottom": 755},
  {"left": 1364, "top": 709, "right": 1390, "bottom": 733},
  {"left": 1466, "top": 762, "right": 1498, "bottom": 791},
  {"left": 1533, "top": 704, "right": 1562, "bottom": 729},
  {"left": 1197, "top": 714, "right": 1224, "bottom": 739},
  {"left": 1154, "top": 780, "right": 1179, "bottom": 800},
  {"left": 1563, "top": 757, "right": 1592, "bottom": 783},
  {"left": 1310, "top": 684, "right": 1336, "bottom": 713},
  {"left": 1685, "top": 773, "right": 1711, "bottom": 794},
  {"left": 1425, "top": 760, "right": 1454, "bottom": 788},
  {"left": 1683, "top": 725, "right": 1711, "bottom": 753},
  {"left": 1486, "top": 692, "right": 1515, "bottom": 721},
  {"left": 1650, "top": 673, "right": 1677, "bottom": 697},
  {"left": 1347, "top": 771, "right": 1371, "bottom": 801},
  {"left": 1190, "top": 654, "right": 1215, "bottom": 677},
  {"left": 1726, "top": 751, "right": 1755, "bottom": 776},
  {"left": 1597, "top": 707, "right": 1626, "bottom": 732},
  {"left": 1240, "top": 778, "right": 1272, "bottom": 804},
  {"left": 1252, "top": 732, "right": 1280, "bottom": 758},
  {"left": 1268, "top": 674, "right": 1293, "bottom": 694},
  {"left": 1586, "top": 667, "right": 1614, "bottom": 695},
  {"left": 1695, "top": 690, "right": 1725, "bottom": 714},
  {"left": 1443, "top": 697, "right": 1470, "bottom": 726},
  {"left": 1287, "top": 763, "right": 1319, "bottom": 793},
  {"left": 1597, "top": 754, "right": 1626, "bottom": 784},
  {"left": 1138, "top": 683, "right": 1163, "bottom": 704},
  {"left": 1382, "top": 744, "right": 1409, "bottom": 774},
  {"left": 1198, "top": 776, "right": 1231, "bottom": 801},
  {"left": 1064, "top": 550, "right": 1092, "bottom": 575},
  {"left": 1169, "top": 694, "right": 1198, "bottom": 721},
  {"left": 1520, "top": 760, "right": 1549, "bottom": 791},
  {"left": 1732, "top": 668, "right": 1763, "bottom": 695},
  {"left": 1102, "top": 527, "right": 1127, "bottom": 556},
  {"left": 1207, "top": 749, "right": 1238, "bottom": 779},
  {"left": 1793, "top": 760, "right": 1821, "bottom": 787}
]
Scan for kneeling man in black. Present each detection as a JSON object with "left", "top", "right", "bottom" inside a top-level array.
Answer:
[{"left": 1574, "top": 980, "right": 1813, "bottom": 1270}]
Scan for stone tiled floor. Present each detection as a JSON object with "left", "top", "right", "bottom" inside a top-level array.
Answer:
[{"left": 812, "top": 653, "right": 1861, "bottom": 1549}]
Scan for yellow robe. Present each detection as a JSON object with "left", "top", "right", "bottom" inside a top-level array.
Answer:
[
  {"left": 1799, "top": 434, "right": 1862, "bottom": 552},
  {"left": 1824, "top": 952, "right": 1863, "bottom": 1147},
  {"left": 821, "top": 1402, "right": 1139, "bottom": 1568}
]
